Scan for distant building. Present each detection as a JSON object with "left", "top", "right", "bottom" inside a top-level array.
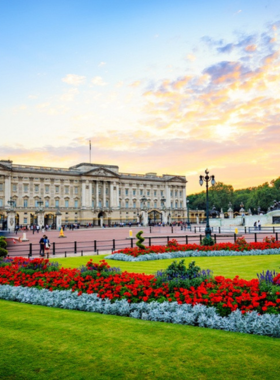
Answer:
[{"left": 0, "top": 160, "right": 187, "bottom": 228}]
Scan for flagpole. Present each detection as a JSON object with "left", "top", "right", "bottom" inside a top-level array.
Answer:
[{"left": 89, "top": 140, "right": 91, "bottom": 163}]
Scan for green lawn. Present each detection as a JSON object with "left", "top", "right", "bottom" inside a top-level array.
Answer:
[
  {"left": 1, "top": 300, "right": 280, "bottom": 380},
  {"left": 50, "top": 254, "right": 280, "bottom": 279}
]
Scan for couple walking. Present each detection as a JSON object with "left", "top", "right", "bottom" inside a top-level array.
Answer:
[{"left": 39, "top": 235, "right": 51, "bottom": 258}]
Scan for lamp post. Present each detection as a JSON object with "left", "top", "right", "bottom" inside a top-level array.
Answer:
[
  {"left": 186, "top": 199, "right": 190, "bottom": 228},
  {"left": 199, "top": 169, "right": 216, "bottom": 238}
]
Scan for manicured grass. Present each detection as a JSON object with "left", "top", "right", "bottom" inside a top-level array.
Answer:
[
  {"left": 1, "top": 300, "right": 280, "bottom": 380},
  {"left": 50, "top": 254, "right": 280, "bottom": 279}
]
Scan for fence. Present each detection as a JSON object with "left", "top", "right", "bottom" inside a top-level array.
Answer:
[{"left": 7, "top": 231, "right": 280, "bottom": 258}]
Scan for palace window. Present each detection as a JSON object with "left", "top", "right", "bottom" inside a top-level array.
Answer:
[
  {"left": 24, "top": 218, "right": 27, "bottom": 224},
  {"left": 0, "top": 184, "right": 3, "bottom": 191},
  {"left": 45, "top": 200, "right": 49, "bottom": 207},
  {"left": 99, "top": 200, "right": 102, "bottom": 208},
  {"left": 161, "top": 190, "right": 164, "bottom": 196},
  {"left": 147, "top": 201, "right": 150, "bottom": 208},
  {"left": 125, "top": 201, "right": 129, "bottom": 208},
  {"left": 171, "top": 201, "right": 173, "bottom": 209},
  {"left": 154, "top": 201, "right": 157, "bottom": 208},
  {"left": 45, "top": 185, "right": 49, "bottom": 193},
  {"left": 65, "top": 200, "right": 69, "bottom": 208},
  {"left": 175, "top": 201, "right": 178, "bottom": 209},
  {"left": 0, "top": 199, "right": 2, "bottom": 207},
  {"left": 55, "top": 200, "right": 59, "bottom": 207},
  {"left": 133, "top": 201, "right": 136, "bottom": 208},
  {"left": 147, "top": 190, "right": 150, "bottom": 196},
  {"left": 106, "top": 200, "right": 109, "bottom": 208},
  {"left": 23, "top": 199, "right": 28, "bottom": 208},
  {"left": 180, "top": 190, "right": 182, "bottom": 197},
  {"left": 74, "top": 200, "right": 78, "bottom": 208},
  {"left": 35, "top": 185, "right": 39, "bottom": 192},
  {"left": 175, "top": 190, "right": 178, "bottom": 196},
  {"left": 154, "top": 190, "right": 157, "bottom": 196},
  {"left": 74, "top": 187, "right": 78, "bottom": 194},
  {"left": 55, "top": 186, "right": 59, "bottom": 193},
  {"left": 140, "top": 189, "right": 143, "bottom": 196},
  {"left": 125, "top": 189, "right": 129, "bottom": 196},
  {"left": 180, "top": 201, "right": 183, "bottom": 208},
  {"left": 13, "top": 184, "right": 17, "bottom": 192},
  {"left": 65, "top": 187, "right": 69, "bottom": 194},
  {"left": 92, "top": 200, "right": 94, "bottom": 208},
  {"left": 24, "top": 185, "right": 28, "bottom": 192},
  {"left": 170, "top": 190, "right": 173, "bottom": 196},
  {"left": 133, "top": 189, "right": 136, "bottom": 196},
  {"left": 106, "top": 188, "right": 109, "bottom": 195}
]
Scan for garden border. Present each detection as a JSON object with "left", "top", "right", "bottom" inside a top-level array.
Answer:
[
  {"left": 106, "top": 248, "right": 280, "bottom": 262},
  {"left": 0, "top": 285, "right": 279, "bottom": 338}
]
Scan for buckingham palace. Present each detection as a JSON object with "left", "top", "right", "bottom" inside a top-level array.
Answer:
[{"left": 0, "top": 159, "right": 187, "bottom": 229}]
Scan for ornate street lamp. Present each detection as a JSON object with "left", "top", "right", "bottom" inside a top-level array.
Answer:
[
  {"left": 37, "top": 198, "right": 44, "bottom": 211},
  {"left": 186, "top": 199, "right": 190, "bottom": 227},
  {"left": 161, "top": 197, "right": 166, "bottom": 210},
  {"left": 199, "top": 169, "right": 216, "bottom": 238},
  {"left": 7, "top": 197, "right": 15, "bottom": 210}
]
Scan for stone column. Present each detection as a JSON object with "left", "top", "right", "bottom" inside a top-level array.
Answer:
[
  {"left": 4, "top": 175, "right": 11, "bottom": 206},
  {"left": 116, "top": 183, "right": 120, "bottom": 208},
  {"left": 89, "top": 182, "right": 93, "bottom": 207},
  {"left": 110, "top": 182, "right": 114, "bottom": 207},
  {"left": 81, "top": 181, "right": 86, "bottom": 208},
  {"left": 96, "top": 181, "right": 99, "bottom": 207},
  {"left": 165, "top": 183, "right": 171, "bottom": 207},
  {"left": 103, "top": 181, "right": 106, "bottom": 207}
]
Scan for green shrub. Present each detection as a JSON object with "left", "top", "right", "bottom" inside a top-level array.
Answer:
[
  {"left": 136, "top": 231, "right": 146, "bottom": 250},
  {"left": 201, "top": 236, "right": 215, "bottom": 246},
  {"left": 0, "top": 237, "right": 8, "bottom": 258}
]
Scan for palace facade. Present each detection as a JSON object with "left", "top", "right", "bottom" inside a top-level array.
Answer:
[{"left": 0, "top": 160, "right": 187, "bottom": 228}]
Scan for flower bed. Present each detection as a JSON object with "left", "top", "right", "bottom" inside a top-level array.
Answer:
[
  {"left": 1, "top": 257, "right": 280, "bottom": 316},
  {"left": 1, "top": 285, "right": 280, "bottom": 337},
  {"left": 1, "top": 256, "right": 280, "bottom": 337},
  {"left": 112, "top": 237, "right": 280, "bottom": 258}
]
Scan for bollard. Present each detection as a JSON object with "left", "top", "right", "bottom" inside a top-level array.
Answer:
[
  {"left": 149, "top": 237, "right": 151, "bottom": 247},
  {"left": 29, "top": 243, "right": 32, "bottom": 257},
  {"left": 74, "top": 241, "right": 77, "bottom": 254},
  {"left": 234, "top": 233, "right": 236, "bottom": 243},
  {"left": 254, "top": 233, "right": 257, "bottom": 243},
  {"left": 81, "top": 250, "right": 83, "bottom": 256},
  {"left": 113, "top": 239, "right": 115, "bottom": 251},
  {"left": 199, "top": 235, "right": 202, "bottom": 244},
  {"left": 214, "top": 234, "right": 216, "bottom": 244},
  {"left": 94, "top": 240, "right": 97, "bottom": 252},
  {"left": 276, "top": 232, "right": 278, "bottom": 241},
  {"left": 65, "top": 251, "right": 67, "bottom": 257},
  {"left": 186, "top": 235, "right": 188, "bottom": 244},
  {"left": 171, "top": 226, "right": 173, "bottom": 234},
  {"left": 52, "top": 242, "right": 56, "bottom": 255},
  {"left": 130, "top": 238, "right": 133, "bottom": 248}
]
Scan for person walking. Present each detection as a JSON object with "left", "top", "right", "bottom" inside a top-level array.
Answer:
[
  {"left": 258, "top": 220, "right": 261, "bottom": 231},
  {"left": 36, "top": 225, "right": 40, "bottom": 233},
  {"left": 44, "top": 235, "right": 51, "bottom": 258},
  {"left": 39, "top": 235, "right": 45, "bottom": 257}
]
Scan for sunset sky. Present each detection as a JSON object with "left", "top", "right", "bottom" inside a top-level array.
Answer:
[{"left": 1, "top": 0, "right": 280, "bottom": 193}]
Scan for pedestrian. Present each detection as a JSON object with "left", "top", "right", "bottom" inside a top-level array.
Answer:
[
  {"left": 44, "top": 235, "right": 51, "bottom": 258},
  {"left": 36, "top": 225, "right": 40, "bottom": 233},
  {"left": 258, "top": 220, "right": 261, "bottom": 231},
  {"left": 39, "top": 235, "right": 45, "bottom": 257},
  {"left": 254, "top": 221, "right": 257, "bottom": 231}
]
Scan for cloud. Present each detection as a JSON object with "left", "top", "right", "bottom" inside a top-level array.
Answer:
[
  {"left": 62, "top": 74, "right": 86, "bottom": 86},
  {"left": 186, "top": 54, "right": 196, "bottom": 61},
  {"left": 129, "top": 80, "right": 141, "bottom": 87},
  {"left": 91, "top": 76, "right": 107, "bottom": 86},
  {"left": 98, "top": 62, "right": 106, "bottom": 67}
]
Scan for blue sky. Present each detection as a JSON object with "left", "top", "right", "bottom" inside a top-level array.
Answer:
[{"left": 1, "top": 0, "right": 280, "bottom": 193}]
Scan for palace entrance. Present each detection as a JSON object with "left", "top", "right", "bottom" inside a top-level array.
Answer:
[
  {"left": 44, "top": 214, "right": 56, "bottom": 228},
  {"left": 148, "top": 210, "right": 162, "bottom": 225}
]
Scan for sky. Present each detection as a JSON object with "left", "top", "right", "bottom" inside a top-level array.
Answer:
[{"left": 1, "top": 0, "right": 280, "bottom": 194}]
